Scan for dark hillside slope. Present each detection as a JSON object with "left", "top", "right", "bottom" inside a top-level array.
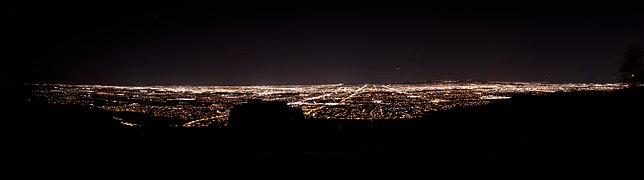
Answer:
[{"left": 3, "top": 83, "right": 641, "bottom": 176}]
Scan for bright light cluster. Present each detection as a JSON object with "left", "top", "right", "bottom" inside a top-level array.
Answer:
[{"left": 29, "top": 81, "right": 626, "bottom": 127}]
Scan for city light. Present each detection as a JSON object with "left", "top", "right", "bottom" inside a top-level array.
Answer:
[{"left": 29, "top": 82, "right": 627, "bottom": 127}]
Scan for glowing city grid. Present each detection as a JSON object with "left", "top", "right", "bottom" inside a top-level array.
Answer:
[{"left": 29, "top": 81, "right": 626, "bottom": 127}]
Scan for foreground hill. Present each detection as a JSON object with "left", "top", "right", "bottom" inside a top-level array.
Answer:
[{"left": 3, "top": 83, "right": 642, "bottom": 177}]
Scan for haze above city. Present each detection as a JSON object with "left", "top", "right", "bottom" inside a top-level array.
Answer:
[{"left": 3, "top": 0, "right": 643, "bottom": 85}]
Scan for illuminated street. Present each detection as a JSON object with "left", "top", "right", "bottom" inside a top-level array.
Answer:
[{"left": 29, "top": 81, "right": 626, "bottom": 127}]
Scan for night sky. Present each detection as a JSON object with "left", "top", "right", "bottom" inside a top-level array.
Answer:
[{"left": 2, "top": 0, "right": 643, "bottom": 85}]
